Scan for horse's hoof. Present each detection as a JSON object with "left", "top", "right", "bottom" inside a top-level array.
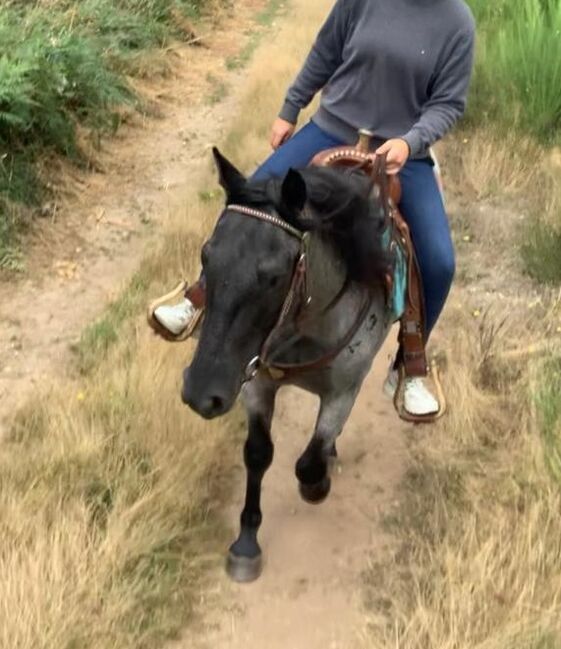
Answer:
[
  {"left": 299, "top": 476, "right": 331, "bottom": 504},
  {"left": 226, "top": 551, "right": 263, "bottom": 583}
]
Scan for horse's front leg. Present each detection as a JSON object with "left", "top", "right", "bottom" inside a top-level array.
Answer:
[
  {"left": 226, "top": 377, "right": 277, "bottom": 583},
  {"left": 296, "top": 386, "right": 360, "bottom": 504}
]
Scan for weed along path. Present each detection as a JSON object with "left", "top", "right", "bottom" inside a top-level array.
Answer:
[
  {"left": 177, "top": 338, "right": 408, "bottom": 649},
  {"left": 0, "top": 0, "right": 271, "bottom": 437}
]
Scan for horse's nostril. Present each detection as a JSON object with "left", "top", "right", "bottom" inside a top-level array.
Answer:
[{"left": 210, "top": 395, "right": 224, "bottom": 411}]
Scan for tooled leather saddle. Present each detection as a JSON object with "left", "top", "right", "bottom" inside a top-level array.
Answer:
[{"left": 311, "top": 129, "right": 428, "bottom": 378}]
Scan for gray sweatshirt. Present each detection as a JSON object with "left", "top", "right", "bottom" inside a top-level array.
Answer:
[{"left": 279, "top": 0, "right": 475, "bottom": 159}]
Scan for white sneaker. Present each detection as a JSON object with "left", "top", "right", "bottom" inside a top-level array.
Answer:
[
  {"left": 383, "top": 365, "right": 439, "bottom": 416},
  {"left": 153, "top": 298, "right": 197, "bottom": 336}
]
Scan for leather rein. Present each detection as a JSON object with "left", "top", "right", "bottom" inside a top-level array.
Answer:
[{"left": 224, "top": 204, "right": 373, "bottom": 382}]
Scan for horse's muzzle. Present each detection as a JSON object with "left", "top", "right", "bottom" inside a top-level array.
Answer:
[{"left": 181, "top": 367, "right": 235, "bottom": 419}]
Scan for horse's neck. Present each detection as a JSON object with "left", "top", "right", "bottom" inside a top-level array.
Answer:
[
  {"left": 267, "top": 280, "right": 373, "bottom": 367},
  {"left": 266, "top": 232, "right": 385, "bottom": 366},
  {"left": 304, "top": 232, "right": 347, "bottom": 317},
  {"left": 298, "top": 281, "right": 368, "bottom": 342}
]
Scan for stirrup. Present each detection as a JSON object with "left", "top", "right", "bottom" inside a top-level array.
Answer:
[
  {"left": 393, "top": 359, "right": 447, "bottom": 424},
  {"left": 147, "top": 280, "right": 203, "bottom": 343}
]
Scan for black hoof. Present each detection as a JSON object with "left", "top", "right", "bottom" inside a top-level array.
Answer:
[
  {"left": 299, "top": 475, "right": 331, "bottom": 504},
  {"left": 226, "top": 551, "right": 263, "bottom": 583}
]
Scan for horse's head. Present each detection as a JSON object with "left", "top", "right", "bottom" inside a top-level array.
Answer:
[{"left": 182, "top": 149, "right": 305, "bottom": 419}]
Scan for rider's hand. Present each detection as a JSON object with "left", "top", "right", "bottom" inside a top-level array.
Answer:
[
  {"left": 375, "top": 138, "right": 410, "bottom": 175},
  {"left": 270, "top": 118, "right": 296, "bottom": 150}
]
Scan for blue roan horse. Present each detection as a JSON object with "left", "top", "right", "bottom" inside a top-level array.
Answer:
[{"left": 182, "top": 148, "right": 395, "bottom": 582}]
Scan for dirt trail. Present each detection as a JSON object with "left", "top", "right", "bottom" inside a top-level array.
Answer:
[
  {"left": 178, "top": 336, "right": 409, "bottom": 649},
  {"left": 0, "top": 1, "right": 266, "bottom": 437}
]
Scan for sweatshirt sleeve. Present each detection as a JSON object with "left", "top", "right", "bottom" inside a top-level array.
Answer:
[
  {"left": 279, "top": 0, "right": 351, "bottom": 124},
  {"left": 402, "top": 26, "right": 475, "bottom": 158}
]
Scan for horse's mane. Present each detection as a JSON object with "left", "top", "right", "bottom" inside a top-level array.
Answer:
[{"left": 233, "top": 166, "right": 392, "bottom": 287}]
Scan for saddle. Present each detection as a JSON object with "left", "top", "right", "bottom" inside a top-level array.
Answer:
[{"left": 311, "top": 130, "right": 428, "bottom": 379}]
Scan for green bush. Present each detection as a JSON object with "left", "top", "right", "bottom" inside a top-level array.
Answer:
[
  {"left": 0, "top": 0, "right": 220, "bottom": 263},
  {"left": 467, "top": 0, "right": 561, "bottom": 143},
  {"left": 521, "top": 220, "right": 561, "bottom": 284},
  {"left": 536, "top": 357, "right": 561, "bottom": 486}
]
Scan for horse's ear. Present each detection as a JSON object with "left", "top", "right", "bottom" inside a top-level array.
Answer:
[
  {"left": 212, "top": 147, "right": 246, "bottom": 196},
  {"left": 281, "top": 168, "right": 307, "bottom": 212}
]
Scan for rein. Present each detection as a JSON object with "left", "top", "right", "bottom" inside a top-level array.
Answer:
[{"left": 224, "top": 204, "right": 372, "bottom": 382}]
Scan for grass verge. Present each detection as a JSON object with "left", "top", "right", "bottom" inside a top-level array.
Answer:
[
  {"left": 0, "top": 184, "right": 246, "bottom": 649},
  {"left": 535, "top": 356, "right": 561, "bottom": 486},
  {"left": 443, "top": 128, "right": 561, "bottom": 284}
]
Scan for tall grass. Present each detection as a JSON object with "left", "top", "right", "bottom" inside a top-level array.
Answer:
[
  {"left": 0, "top": 0, "right": 222, "bottom": 265},
  {"left": 363, "top": 307, "right": 561, "bottom": 649},
  {"left": 467, "top": 0, "right": 561, "bottom": 143},
  {"left": 535, "top": 356, "right": 561, "bottom": 486},
  {"left": 463, "top": 0, "right": 561, "bottom": 284}
]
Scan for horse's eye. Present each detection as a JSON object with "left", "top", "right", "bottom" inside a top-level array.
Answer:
[{"left": 256, "top": 259, "right": 285, "bottom": 289}]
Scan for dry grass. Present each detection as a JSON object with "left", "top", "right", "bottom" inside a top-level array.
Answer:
[
  {"left": 443, "top": 129, "right": 561, "bottom": 213},
  {"left": 443, "top": 130, "right": 561, "bottom": 283},
  {"left": 363, "top": 301, "right": 561, "bottom": 649},
  {"left": 0, "top": 231, "right": 241, "bottom": 648}
]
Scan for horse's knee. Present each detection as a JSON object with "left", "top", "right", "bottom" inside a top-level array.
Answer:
[{"left": 244, "top": 416, "right": 274, "bottom": 473}]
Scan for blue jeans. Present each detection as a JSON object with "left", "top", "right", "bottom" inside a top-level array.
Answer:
[{"left": 251, "top": 121, "right": 455, "bottom": 338}]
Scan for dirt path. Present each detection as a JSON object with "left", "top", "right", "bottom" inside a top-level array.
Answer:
[
  {"left": 177, "top": 336, "right": 409, "bottom": 649},
  {"left": 0, "top": 1, "right": 267, "bottom": 437}
]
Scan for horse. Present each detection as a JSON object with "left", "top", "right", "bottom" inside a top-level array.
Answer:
[{"left": 182, "top": 148, "right": 395, "bottom": 582}]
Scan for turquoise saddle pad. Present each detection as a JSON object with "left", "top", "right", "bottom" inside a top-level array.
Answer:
[{"left": 382, "top": 226, "right": 408, "bottom": 322}]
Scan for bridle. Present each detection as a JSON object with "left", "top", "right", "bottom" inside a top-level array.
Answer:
[
  {"left": 226, "top": 204, "right": 304, "bottom": 240},
  {"left": 223, "top": 204, "right": 372, "bottom": 383}
]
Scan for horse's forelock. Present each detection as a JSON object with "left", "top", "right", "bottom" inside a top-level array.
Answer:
[
  {"left": 295, "top": 167, "right": 391, "bottom": 285},
  {"left": 227, "top": 167, "right": 391, "bottom": 286}
]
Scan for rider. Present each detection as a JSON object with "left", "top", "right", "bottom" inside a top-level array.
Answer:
[{"left": 153, "top": 0, "right": 476, "bottom": 416}]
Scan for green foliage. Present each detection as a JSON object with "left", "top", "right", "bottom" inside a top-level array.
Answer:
[
  {"left": 72, "top": 272, "right": 149, "bottom": 374},
  {"left": 521, "top": 219, "right": 561, "bottom": 284},
  {"left": 536, "top": 357, "right": 561, "bottom": 486},
  {"left": 0, "top": 0, "right": 221, "bottom": 257},
  {"left": 467, "top": 0, "right": 561, "bottom": 143}
]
